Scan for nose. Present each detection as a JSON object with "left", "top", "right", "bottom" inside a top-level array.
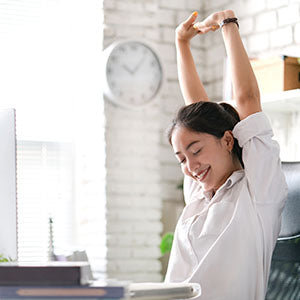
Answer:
[{"left": 186, "top": 157, "right": 200, "bottom": 175}]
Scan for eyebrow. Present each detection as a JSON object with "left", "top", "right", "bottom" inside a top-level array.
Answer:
[{"left": 174, "top": 141, "right": 200, "bottom": 155}]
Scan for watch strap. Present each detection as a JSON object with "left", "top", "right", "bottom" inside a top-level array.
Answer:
[{"left": 219, "top": 17, "right": 239, "bottom": 29}]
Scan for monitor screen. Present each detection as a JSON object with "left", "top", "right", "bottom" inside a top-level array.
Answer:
[{"left": 0, "top": 109, "right": 17, "bottom": 260}]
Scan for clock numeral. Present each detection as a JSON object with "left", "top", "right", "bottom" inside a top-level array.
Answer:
[
  {"left": 151, "top": 60, "right": 157, "bottom": 67},
  {"left": 111, "top": 55, "right": 118, "bottom": 62},
  {"left": 119, "top": 46, "right": 125, "bottom": 53},
  {"left": 130, "top": 44, "right": 137, "bottom": 51}
]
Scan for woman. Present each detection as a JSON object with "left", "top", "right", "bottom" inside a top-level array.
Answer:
[{"left": 165, "top": 10, "right": 288, "bottom": 300}]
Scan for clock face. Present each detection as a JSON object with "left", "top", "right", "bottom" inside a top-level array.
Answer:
[{"left": 105, "top": 41, "right": 163, "bottom": 107}]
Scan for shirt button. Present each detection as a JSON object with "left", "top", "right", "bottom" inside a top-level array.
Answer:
[{"left": 226, "top": 179, "right": 232, "bottom": 188}]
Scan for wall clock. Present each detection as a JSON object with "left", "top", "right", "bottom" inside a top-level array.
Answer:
[{"left": 103, "top": 40, "right": 163, "bottom": 108}]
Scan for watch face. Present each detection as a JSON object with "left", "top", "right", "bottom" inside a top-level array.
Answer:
[{"left": 105, "top": 41, "right": 162, "bottom": 107}]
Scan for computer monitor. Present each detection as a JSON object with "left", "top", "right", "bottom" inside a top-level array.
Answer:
[{"left": 0, "top": 109, "right": 17, "bottom": 260}]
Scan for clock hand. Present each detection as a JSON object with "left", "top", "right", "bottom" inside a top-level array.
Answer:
[
  {"left": 132, "top": 55, "right": 146, "bottom": 74},
  {"left": 122, "top": 64, "right": 134, "bottom": 75}
]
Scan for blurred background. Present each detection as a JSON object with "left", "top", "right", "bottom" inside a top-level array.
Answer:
[{"left": 0, "top": 0, "right": 299, "bottom": 282}]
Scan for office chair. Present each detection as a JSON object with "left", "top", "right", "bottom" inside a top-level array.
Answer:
[{"left": 265, "top": 162, "right": 300, "bottom": 300}]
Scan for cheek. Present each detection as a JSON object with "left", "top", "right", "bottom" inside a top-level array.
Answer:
[{"left": 207, "top": 145, "right": 225, "bottom": 165}]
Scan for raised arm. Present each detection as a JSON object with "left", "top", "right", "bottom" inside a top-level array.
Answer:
[
  {"left": 194, "top": 10, "right": 262, "bottom": 119},
  {"left": 175, "top": 12, "right": 209, "bottom": 105}
]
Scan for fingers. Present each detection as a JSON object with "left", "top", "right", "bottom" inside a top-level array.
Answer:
[
  {"left": 193, "top": 21, "right": 220, "bottom": 34},
  {"left": 193, "top": 22, "right": 209, "bottom": 34},
  {"left": 193, "top": 21, "right": 203, "bottom": 30},
  {"left": 211, "top": 25, "right": 220, "bottom": 31},
  {"left": 177, "top": 11, "right": 219, "bottom": 39},
  {"left": 182, "top": 11, "right": 198, "bottom": 29}
]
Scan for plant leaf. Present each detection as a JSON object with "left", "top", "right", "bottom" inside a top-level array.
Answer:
[{"left": 160, "top": 232, "right": 174, "bottom": 255}]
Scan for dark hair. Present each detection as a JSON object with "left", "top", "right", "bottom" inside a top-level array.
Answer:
[{"left": 167, "top": 101, "right": 244, "bottom": 168}]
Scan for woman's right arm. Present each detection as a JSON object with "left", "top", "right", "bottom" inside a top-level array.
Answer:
[{"left": 176, "top": 12, "right": 209, "bottom": 105}]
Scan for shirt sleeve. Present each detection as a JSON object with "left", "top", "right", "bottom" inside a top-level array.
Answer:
[{"left": 232, "top": 112, "right": 288, "bottom": 205}]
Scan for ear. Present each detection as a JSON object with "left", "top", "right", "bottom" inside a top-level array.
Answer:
[{"left": 222, "top": 130, "right": 234, "bottom": 152}]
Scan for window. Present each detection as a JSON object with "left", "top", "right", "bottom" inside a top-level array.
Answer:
[{"left": 0, "top": 0, "right": 104, "bottom": 265}]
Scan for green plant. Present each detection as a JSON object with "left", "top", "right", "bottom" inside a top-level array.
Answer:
[
  {"left": 0, "top": 254, "right": 11, "bottom": 262},
  {"left": 160, "top": 232, "right": 174, "bottom": 255}
]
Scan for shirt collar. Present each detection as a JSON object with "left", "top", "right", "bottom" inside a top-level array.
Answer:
[
  {"left": 224, "top": 169, "right": 244, "bottom": 189},
  {"left": 182, "top": 170, "right": 245, "bottom": 223},
  {"left": 203, "top": 169, "right": 245, "bottom": 201}
]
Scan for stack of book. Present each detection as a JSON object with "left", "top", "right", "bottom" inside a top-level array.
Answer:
[
  {"left": 0, "top": 262, "right": 126, "bottom": 299},
  {"left": 0, "top": 262, "right": 201, "bottom": 300}
]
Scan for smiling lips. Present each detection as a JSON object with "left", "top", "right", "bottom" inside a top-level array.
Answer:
[{"left": 194, "top": 167, "right": 210, "bottom": 181}]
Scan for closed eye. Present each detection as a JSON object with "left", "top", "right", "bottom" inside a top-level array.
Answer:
[
  {"left": 179, "top": 158, "right": 186, "bottom": 165},
  {"left": 193, "top": 148, "right": 202, "bottom": 155}
]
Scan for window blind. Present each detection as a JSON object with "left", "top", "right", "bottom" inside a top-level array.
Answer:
[{"left": 17, "top": 141, "right": 74, "bottom": 262}]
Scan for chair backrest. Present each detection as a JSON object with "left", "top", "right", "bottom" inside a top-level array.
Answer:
[
  {"left": 265, "top": 161, "right": 300, "bottom": 300},
  {"left": 279, "top": 161, "right": 300, "bottom": 239}
]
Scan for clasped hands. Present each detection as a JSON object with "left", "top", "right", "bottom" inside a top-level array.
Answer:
[{"left": 176, "top": 9, "right": 236, "bottom": 42}]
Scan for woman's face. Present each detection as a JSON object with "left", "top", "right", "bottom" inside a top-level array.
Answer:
[{"left": 171, "top": 125, "right": 237, "bottom": 193}]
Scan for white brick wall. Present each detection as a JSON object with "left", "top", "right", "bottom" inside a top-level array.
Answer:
[
  {"left": 239, "top": 17, "right": 255, "bottom": 36},
  {"left": 248, "top": 33, "right": 270, "bottom": 53},
  {"left": 270, "top": 26, "right": 293, "bottom": 48},
  {"left": 159, "top": 0, "right": 185, "bottom": 10},
  {"left": 204, "top": 0, "right": 231, "bottom": 11},
  {"left": 245, "top": 0, "right": 266, "bottom": 15},
  {"left": 277, "top": 4, "right": 300, "bottom": 26},
  {"left": 266, "top": 0, "right": 289, "bottom": 9},
  {"left": 155, "top": 10, "right": 176, "bottom": 26},
  {"left": 255, "top": 11, "right": 277, "bottom": 32},
  {"left": 295, "top": 22, "right": 300, "bottom": 43}
]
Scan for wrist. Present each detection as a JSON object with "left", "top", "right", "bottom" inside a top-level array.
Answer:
[
  {"left": 216, "top": 10, "right": 236, "bottom": 23},
  {"left": 176, "top": 37, "right": 190, "bottom": 47}
]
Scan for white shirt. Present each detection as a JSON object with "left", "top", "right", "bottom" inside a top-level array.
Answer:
[{"left": 165, "top": 112, "right": 288, "bottom": 300}]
